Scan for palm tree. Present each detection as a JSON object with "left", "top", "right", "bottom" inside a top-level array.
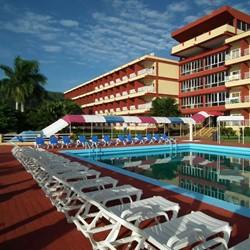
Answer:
[
  {"left": 0, "top": 56, "right": 47, "bottom": 112},
  {"left": 150, "top": 97, "right": 181, "bottom": 117}
]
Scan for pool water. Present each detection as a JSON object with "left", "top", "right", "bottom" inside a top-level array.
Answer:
[{"left": 62, "top": 144, "right": 250, "bottom": 217}]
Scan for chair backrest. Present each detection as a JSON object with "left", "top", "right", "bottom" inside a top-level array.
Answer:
[
  {"left": 91, "top": 135, "right": 99, "bottom": 143},
  {"left": 103, "top": 135, "right": 110, "bottom": 142},
  {"left": 36, "top": 137, "right": 45, "bottom": 145},
  {"left": 62, "top": 136, "right": 71, "bottom": 143},
  {"left": 162, "top": 134, "right": 167, "bottom": 139},
  {"left": 118, "top": 135, "right": 125, "bottom": 141},
  {"left": 146, "top": 134, "right": 152, "bottom": 139},
  {"left": 50, "top": 136, "right": 58, "bottom": 144},
  {"left": 78, "top": 135, "right": 86, "bottom": 142},
  {"left": 126, "top": 134, "right": 133, "bottom": 141},
  {"left": 154, "top": 134, "right": 160, "bottom": 140},
  {"left": 137, "top": 134, "right": 143, "bottom": 141}
]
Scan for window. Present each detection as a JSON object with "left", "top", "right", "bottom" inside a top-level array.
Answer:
[
  {"left": 205, "top": 92, "right": 226, "bottom": 107},
  {"left": 181, "top": 59, "right": 203, "bottom": 76},
  {"left": 181, "top": 96, "right": 203, "bottom": 109},
  {"left": 205, "top": 52, "right": 226, "bottom": 70},
  {"left": 181, "top": 77, "right": 202, "bottom": 92},
  {"left": 205, "top": 72, "right": 226, "bottom": 88}
]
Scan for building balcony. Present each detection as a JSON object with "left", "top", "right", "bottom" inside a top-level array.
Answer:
[
  {"left": 225, "top": 95, "right": 250, "bottom": 109},
  {"left": 172, "top": 24, "right": 236, "bottom": 58},
  {"left": 225, "top": 72, "right": 250, "bottom": 87},
  {"left": 225, "top": 47, "right": 250, "bottom": 65}
]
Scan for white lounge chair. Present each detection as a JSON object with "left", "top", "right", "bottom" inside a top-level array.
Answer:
[
  {"left": 193, "top": 234, "right": 250, "bottom": 250},
  {"left": 78, "top": 195, "right": 180, "bottom": 236},
  {"left": 143, "top": 211, "right": 232, "bottom": 250}
]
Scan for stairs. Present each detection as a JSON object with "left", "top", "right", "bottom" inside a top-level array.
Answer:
[{"left": 194, "top": 127, "right": 217, "bottom": 138}]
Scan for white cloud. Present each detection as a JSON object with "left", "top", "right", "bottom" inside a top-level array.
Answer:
[
  {"left": 60, "top": 19, "right": 79, "bottom": 27},
  {"left": 43, "top": 45, "right": 62, "bottom": 52},
  {"left": 167, "top": 1, "right": 190, "bottom": 12}
]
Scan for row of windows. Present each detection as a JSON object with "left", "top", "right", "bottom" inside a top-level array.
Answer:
[
  {"left": 181, "top": 52, "right": 226, "bottom": 76},
  {"left": 181, "top": 72, "right": 226, "bottom": 92},
  {"left": 181, "top": 77, "right": 202, "bottom": 92},
  {"left": 237, "top": 20, "right": 250, "bottom": 32},
  {"left": 181, "top": 91, "right": 226, "bottom": 108}
]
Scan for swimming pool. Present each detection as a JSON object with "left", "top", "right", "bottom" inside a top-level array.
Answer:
[{"left": 62, "top": 144, "right": 250, "bottom": 218}]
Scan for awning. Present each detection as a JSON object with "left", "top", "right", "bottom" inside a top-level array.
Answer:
[
  {"left": 191, "top": 111, "right": 222, "bottom": 122},
  {"left": 41, "top": 114, "right": 201, "bottom": 137},
  {"left": 217, "top": 116, "right": 244, "bottom": 122}
]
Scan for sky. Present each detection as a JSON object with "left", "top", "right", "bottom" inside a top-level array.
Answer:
[{"left": 0, "top": 0, "right": 249, "bottom": 93}]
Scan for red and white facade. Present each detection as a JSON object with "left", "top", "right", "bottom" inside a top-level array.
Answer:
[
  {"left": 64, "top": 55, "right": 179, "bottom": 116},
  {"left": 171, "top": 6, "right": 250, "bottom": 119}
]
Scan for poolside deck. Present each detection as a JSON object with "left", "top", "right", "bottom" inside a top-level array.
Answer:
[{"left": 1, "top": 140, "right": 250, "bottom": 249}]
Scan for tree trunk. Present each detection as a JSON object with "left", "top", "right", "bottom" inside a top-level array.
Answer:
[
  {"left": 15, "top": 102, "right": 19, "bottom": 110},
  {"left": 21, "top": 102, "right": 24, "bottom": 113}
]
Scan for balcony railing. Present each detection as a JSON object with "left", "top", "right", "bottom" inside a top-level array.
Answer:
[
  {"left": 138, "top": 102, "right": 152, "bottom": 110},
  {"left": 225, "top": 47, "right": 250, "bottom": 61},
  {"left": 138, "top": 85, "right": 155, "bottom": 92},
  {"left": 225, "top": 95, "right": 250, "bottom": 104}
]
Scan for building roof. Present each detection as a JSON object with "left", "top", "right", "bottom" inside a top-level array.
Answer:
[{"left": 171, "top": 5, "right": 250, "bottom": 43}]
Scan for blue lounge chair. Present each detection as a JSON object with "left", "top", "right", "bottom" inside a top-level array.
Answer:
[
  {"left": 48, "top": 136, "right": 60, "bottom": 148},
  {"left": 61, "top": 136, "right": 73, "bottom": 148},
  {"left": 126, "top": 134, "right": 134, "bottom": 145},
  {"left": 153, "top": 134, "right": 162, "bottom": 143},
  {"left": 135, "top": 134, "right": 144, "bottom": 144},
  {"left": 90, "top": 135, "right": 99, "bottom": 148},
  {"left": 144, "top": 134, "right": 154, "bottom": 144},
  {"left": 76, "top": 135, "right": 89, "bottom": 148},
  {"left": 116, "top": 134, "right": 126, "bottom": 145},
  {"left": 102, "top": 135, "right": 112, "bottom": 146},
  {"left": 161, "top": 134, "right": 176, "bottom": 143},
  {"left": 34, "top": 136, "right": 47, "bottom": 148}
]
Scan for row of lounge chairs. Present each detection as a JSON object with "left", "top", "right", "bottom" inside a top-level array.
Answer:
[
  {"left": 11, "top": 145, "right": 250, "bottom": 249},
  {"left": 35, "top": 134, "right": 176, "bottom": 149}
]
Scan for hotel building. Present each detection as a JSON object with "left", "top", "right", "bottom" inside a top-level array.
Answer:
[
  {"left": 171, "top": 6, "right": 250, "bottom": 119},
  {"left": 64, "top": 55, "right": 179, "bottom": 116}
]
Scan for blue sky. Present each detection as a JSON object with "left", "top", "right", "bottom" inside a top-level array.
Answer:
[{"left": 0, "top": 0, "right": 249, "bottom": 93}]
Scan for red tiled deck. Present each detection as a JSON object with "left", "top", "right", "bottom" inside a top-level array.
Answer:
[{"left": 0, "top": 141, "right": 250, "bottom": 249}]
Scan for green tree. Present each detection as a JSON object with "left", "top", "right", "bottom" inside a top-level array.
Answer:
[
  {"left": 150, "top": 97, "right": 180, "bottom": 117},
  {"left": 28, "top": 99, "right": 83, "bottom": 130},
  {"left": 0, "top": 56, "right": 47, "bottom": 112},
  {"left": 0, "top": 104, "right": 24, "bottom": 133}
]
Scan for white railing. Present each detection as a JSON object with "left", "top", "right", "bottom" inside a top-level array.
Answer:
[
  {"left": 116, "top": 93, "right": 121, "bottom": 97},
  {"left": 225, "top": 49, "right": 241, "bottom": 60},
  {"left": 130, "top": 105, "right": 136, "bottom": 110},
  {"left": 138, "top": 102, "right": 152, "bottom": 110},
  {"left": 122, "top": 91, "right": 128, "bottom": 96},
  {"left": 116, "top": 107, "right": 121, "bottom": 111},
  {"left": 129, "top": 89, "right": 136, "bottom": 94},
  {"left": 104, "top": 83, "right": 109, "bottom": 87},
  {"left": 225, "top": 71, "right": 241, "bottom": 82},
  {"left": 138, "top": 85, "right": 155, "bottom": 92},
  {"left": 244, "top": 48, "right": 249, "bottom": 56},
  {"left": 100, "top": 85, "right": 103, "bottom": 89},
  {"left": 110, "top": 81, "right": 115, "bottom": 85},
  {"left": 129, "top": 73, "right": 136, "bottom": 78},
  {"left": 122, "top": 76, "right": 128, "bottom": 81},
  {"left": 110, "top": 108, "right": 114, "bottom": 112},
  {"left": 244, "top": 72, "right": 250, "bottom": 79},
  {"left": 225, "top": 95, "right": 250, "bottom": 104},
  {"left": 116, "top": 78, "right": 121, "bottom": 83},
  {"left": 122, "top": 107, "right": 128, "bottom": 111},
  {"left": 225, "top": 97, "right": 240, "bottom": 104},
  {"left": 110, "top": 95, "right": 114, "bottom": 99},
  {"left": 104, "top": 96, "right": 108, "bottom": 100}
]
